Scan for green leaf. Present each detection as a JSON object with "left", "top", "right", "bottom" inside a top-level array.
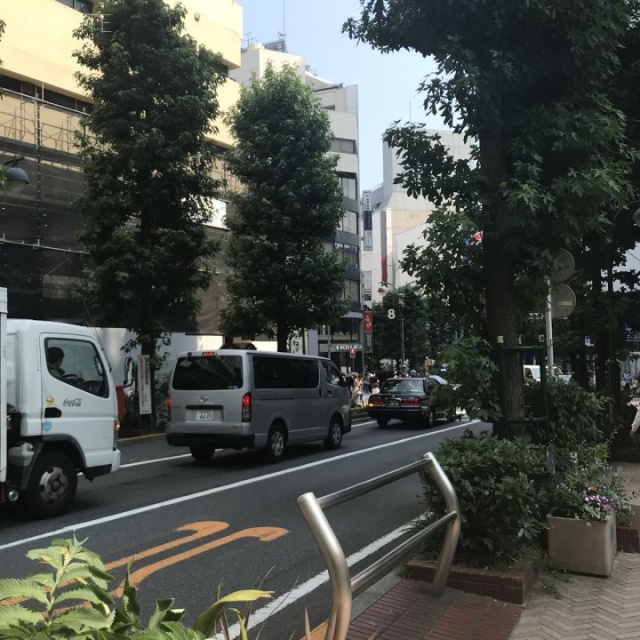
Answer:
[
  {"left": 0, "top": 579, "right": 49, "bottom": 604},
  {"left": 0, "top": 604, "right": 45, "bottom": 627}
]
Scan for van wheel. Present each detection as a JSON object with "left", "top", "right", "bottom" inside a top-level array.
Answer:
[
  {"left": 20, "top": 451, "right": 77, "bottom": 519},
  {"left": 190, "top": 446, "right": 215, "bottom": 462},
  {"left": 324, "top": 417, "right": 343, "bottom": 450},
  {"left": 377, "top": 418, "right": 389, "bottom": 428},
  {"left": 264, "top": 424, "right": 287, "bottom": 462}
]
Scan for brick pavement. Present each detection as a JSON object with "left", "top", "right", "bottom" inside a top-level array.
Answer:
[
  {"left": 510, "top": 552, "right": 640, "bottom": 640},
  {"left": 346, "top": 552, "right": 640, "bottom": 640}
]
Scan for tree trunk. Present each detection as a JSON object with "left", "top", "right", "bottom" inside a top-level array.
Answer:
[
  {"left": 479, "top": 127, "right": 526, "bottom": 438},
  {"left": 276, "top": 322, "right": 289, "bottom": 352}
]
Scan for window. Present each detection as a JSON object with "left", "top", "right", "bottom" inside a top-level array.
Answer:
[
  {"left": 55, "top": 0, "right": 94, "bottom": 13},
  {"left": 330, "top": 138, "right": 357, "bottom": 154},
  {"left": 339, "top": 210, "right": 358, "bottom": 235},
  {"left": 322, "top": 361, "right": 344, "bottom": 386},
  {"left": 334, "top": 242, "right": 359, "bottom": 269},
  {"left": 253, "top": 356, "right": 319, "bottom": 389},
  {"left": 173, "top": 355, "right": 243, "bottom": 390},
  {"left": 338, "top": 174, "right": 358, "bottom": 200},
  {"left": 45, "top": 338, "right": 108, "bottom": 397}
]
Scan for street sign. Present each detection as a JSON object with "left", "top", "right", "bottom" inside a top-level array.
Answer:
[
  {"left": 550, "top": 283, "right": 576, "bottom": 318},
  {"left": 551, "top": 249, "right": 575, "bottom": 283}
]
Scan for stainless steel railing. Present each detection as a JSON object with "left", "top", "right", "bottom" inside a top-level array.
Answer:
[{"left": 297, "top": 451, "right": 460, "bottom": 640}]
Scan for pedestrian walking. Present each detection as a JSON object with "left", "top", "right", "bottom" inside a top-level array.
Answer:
[{"left": 351, "top": 372, "right": 363, "bottom": 407}]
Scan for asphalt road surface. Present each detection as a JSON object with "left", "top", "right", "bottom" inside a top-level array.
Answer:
[{"left": 0, "top": 416, "right": 486, "bottom": 640}]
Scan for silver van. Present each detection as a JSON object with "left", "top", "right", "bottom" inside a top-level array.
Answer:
[{"left": 166, "top": 349, "right": 352, "bottom": 462}]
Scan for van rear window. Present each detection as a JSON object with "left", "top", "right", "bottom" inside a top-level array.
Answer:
[{"left": 173, "top": 355, "right": 243, "bottom": 390}]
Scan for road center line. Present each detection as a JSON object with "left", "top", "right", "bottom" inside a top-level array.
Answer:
[{"left": 0, "top": 420, "right": 478, "bottom": 551}]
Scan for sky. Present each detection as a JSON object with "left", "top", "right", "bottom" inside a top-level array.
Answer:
[{"left": 238, "top": 0, "right": 445, "bottom": 190}]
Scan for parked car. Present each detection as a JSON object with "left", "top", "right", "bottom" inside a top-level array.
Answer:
[
  {"left": 524, "top": 365, "right": 571, "bottom": 383},
  {"left": 365, "top": 375, "right": 454, "bottom": 428}
]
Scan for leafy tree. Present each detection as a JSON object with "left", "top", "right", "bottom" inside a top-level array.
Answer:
[
  {"left": 221, "top": 64, "right": 349, "bottom": 351},
  {"left": 73, "top": 0, "right": 224, "bottom": 368},
  {"left": 370, "top": 286, "right": 452, "bottom": 372},
  {"left": 346, "top": 0, "right": 637, "bottom": 434}
]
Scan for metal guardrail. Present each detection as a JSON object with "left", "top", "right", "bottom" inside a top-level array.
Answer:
[{"left": 297, "top": 451, "right": 460, "bottom": 640}]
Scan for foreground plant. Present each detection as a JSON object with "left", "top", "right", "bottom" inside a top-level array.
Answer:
[{"left": 0, "top": 537, "right": 272, "bottom": 639}]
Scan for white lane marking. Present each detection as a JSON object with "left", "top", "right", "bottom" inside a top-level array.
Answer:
[
  {"left": 0, "top": 420, "right": 479, "bottom": 551},
  {"left": 120, "top": 454, "right": 192, "bottom": 468},
  {"left": 119, "top": 417, "right": 462, "bottom": 468},
  {"left": 215, "top": 522, "right": 412, "bottom": 640}
]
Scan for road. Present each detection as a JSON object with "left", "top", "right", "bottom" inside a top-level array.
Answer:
[{"left": 0, "top": 416, "right": 485, "bottom": 640}]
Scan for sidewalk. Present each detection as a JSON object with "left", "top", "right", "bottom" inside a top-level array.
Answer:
[{"left": 344, "top": 461, "right": 640, "bottom": 640}]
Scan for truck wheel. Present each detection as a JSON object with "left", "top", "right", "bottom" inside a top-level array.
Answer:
[
  {"left": 263, "top": 424, "right": 286, "bottom": 462},
  {"left": 324, "top": 417, "right": 343, "bottom": 450},
  {"left": 21, "top": 451, "right": 77, "bottom": 519},
  {"left": 190, "top": 445, "right": 215, "bottom": 462}
]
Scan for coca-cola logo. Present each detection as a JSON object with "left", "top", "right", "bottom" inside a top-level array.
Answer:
[{"left": 63, "top": 398, "right": 82, "bottom": 407}]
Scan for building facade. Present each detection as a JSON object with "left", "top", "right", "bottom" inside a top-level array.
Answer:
[
  {"left": 361, "top": 133, "right": 472, "bottom": 308},
  {"left": 0, "top": 0, "right": 242, "bottom": 329}
]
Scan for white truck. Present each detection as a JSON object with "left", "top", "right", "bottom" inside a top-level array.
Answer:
[{"left": 0, "top": 289, "right": 123, "bottom": 519}]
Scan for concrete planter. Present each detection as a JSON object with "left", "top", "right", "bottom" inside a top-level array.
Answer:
[{"left": 547, "top": 514, "right": 616, "bottom": 577}]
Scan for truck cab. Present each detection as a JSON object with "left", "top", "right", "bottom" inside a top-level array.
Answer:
[{"left": 2, "top": 317, "right": 121, "bottom": 518}]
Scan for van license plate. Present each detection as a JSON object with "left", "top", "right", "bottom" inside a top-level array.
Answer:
[{"left": 196, "top": 410, "right": 219, "bottom": 421}]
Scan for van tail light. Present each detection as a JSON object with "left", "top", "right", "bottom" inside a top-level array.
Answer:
[
  {"left": 241, "top": 392, "right": 251, "bottom": 422},
  {"left": 114, "top": 419, "right": 120, "bottom": 446},
  {"left": 166, "top": 395, "right": 172, "bottom": 422}
]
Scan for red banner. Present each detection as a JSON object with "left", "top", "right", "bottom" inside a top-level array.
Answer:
[{"left": 364, "top": 310, "right": 373, "bottom": 334}]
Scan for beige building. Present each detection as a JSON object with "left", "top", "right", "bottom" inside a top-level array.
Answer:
[
  {"left": 0, "top": 0, "right": 242, "bottom": 325},
  {"left": 361, "top": 134, "right": 472, "bottom": 307}
]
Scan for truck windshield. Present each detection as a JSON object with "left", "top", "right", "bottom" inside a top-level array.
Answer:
[{"left": 173, "top": 355, "right": 243, "bottom": 390}]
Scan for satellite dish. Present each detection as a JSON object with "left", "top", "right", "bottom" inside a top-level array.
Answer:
[
  {"left": 551, "top": 249, "right": 575, "bottom": 283},
  {"left": 550, "top": 283, "right": 576, "bottom": 319}
]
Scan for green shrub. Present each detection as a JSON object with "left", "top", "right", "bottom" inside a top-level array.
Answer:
[
  {"left": 524, "top": 379, "right": 605, "bottom": 448},
  {"left": 419, "top": 432, "right": 552, "bottom": 567},
  {"left": 436, "top": 336, "right": 501, "bottom": 422},
  {"left": 0, "top": 537, "right": 271, "bottom": 640}
]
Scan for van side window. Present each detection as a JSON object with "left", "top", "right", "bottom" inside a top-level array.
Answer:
[
  {"left": 253, "top": 356, "right": 319, "bottom": 389},
  {"left": 173, "top": 355, "right": 243, "bottom": 390},
  {"left": 45, "top": 338, "right": 109, "bottom": 398},
  {"left": 323, "top": 361, "right": 343, "bottom": 386}
]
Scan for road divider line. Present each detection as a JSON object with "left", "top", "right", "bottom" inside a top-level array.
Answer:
[{"left": 0, "top": 420, "right": 480, "bottom": 551}]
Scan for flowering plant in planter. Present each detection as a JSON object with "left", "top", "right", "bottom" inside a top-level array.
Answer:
[
  {"left": 553, "top": 480, "right": 618, "bottom": 521},
  {"left": 549, "top": 447, "right": 632, "bottom": 524}
]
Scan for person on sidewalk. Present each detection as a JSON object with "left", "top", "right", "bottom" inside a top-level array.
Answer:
[{"left": 630, "top": 401, "right": 640, "bottom": 434}]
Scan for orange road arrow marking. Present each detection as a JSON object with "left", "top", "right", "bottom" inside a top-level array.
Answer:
[
  {"left": 105, "top": 520, "right": 230, "bottom": 571},
  {"left": 111, "top": 525, "right": 288, "bottom": 598}
]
